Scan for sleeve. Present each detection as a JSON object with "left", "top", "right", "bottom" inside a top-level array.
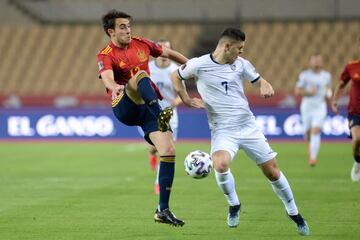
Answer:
[
  {"left": 97, "top": 54, "right": 113, "bottom": 74},
  {"left": 243, "top": 59, "right": 260, "bottom": 83},
  {"left": 340, "top": 64, "right": 351, "bottom": 84},
  {"left": 296, "top": 72, "right": 306, "bottom": 88},
  {"left": 142, "top": 38, "right": 163, "bottom": 58},
  {"left": 177, "top": 57, "right": 199, "bottom": 80}
]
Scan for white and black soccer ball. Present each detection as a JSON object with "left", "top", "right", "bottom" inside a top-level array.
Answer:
[{"left": 184, "top": 150, "right": 213, "bottom": 179}]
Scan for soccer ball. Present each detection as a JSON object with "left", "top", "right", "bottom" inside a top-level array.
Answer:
[{"left": 184, "top": 150, "right": 213, "bottom": 179}]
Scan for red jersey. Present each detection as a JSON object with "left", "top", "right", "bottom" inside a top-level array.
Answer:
[
  {"left": 97, "top": 37, "right": 163, "bottom": 99},
  {"left": 340, "top": 60, "right": 360, "bottom": 116}
]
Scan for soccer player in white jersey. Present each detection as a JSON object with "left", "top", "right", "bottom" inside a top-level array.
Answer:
[
  {"left": 171, "top": 28, "right": 310, "bottom": 235},
  {"left": 295, "top": 54, "right": 332, "bottom": 167},
  {"left": 138, "top": 40, "right": 182, "bottom": 194}
]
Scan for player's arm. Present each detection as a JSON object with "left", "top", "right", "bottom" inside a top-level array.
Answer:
[
  {"left": 254, "top": 77, "right": 274, "bottom": 99},
  {"left": 161, "top": 46, "right": 188, "bottom": 65},
  {"left": 171, "top": 71, "right": 204, "bottom": 108},
  {"left": 294, "top": 72, "right": 317, "bottom": 96},
  {"left": 294, "top": 87, "right": 317, "bottom": 96},
  {"left": 100, "top": 70, "right": 124, "bottom": 100},
  {"left": 325, "top": 84, "right": 333, "bottom": 100},
  {"left": 331, "top": 80, "right": 347, "bottom": 115},
  {"left": 170, "top": 96, "right": 183, "bottom": 107}
]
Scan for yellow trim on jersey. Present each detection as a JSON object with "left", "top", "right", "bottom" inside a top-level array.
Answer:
[
  {"left": 101, "top": 45, "right": 113, "bottom": 55},
  {"left": 111, "top": 91, "right": 124, "bottom": 108},
  {"left": 159, "top": 156, "right": 176, "bottom": 163}
]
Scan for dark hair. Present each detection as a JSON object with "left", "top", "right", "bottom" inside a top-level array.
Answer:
[
  {"left": 220, "top": 28, "right": 246, "bottom": 42},
  {"left": 102, "top": 9, "right": 132, "bottom": 36}
]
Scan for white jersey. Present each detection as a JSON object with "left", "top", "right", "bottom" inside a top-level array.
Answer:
[
  {"left": 149, "top": 61, "right": 179, "bottom": 109},
  {"left": 178, "top": 54, "right": 260, "bottom": 130},
  {"left": 296, "top": 69, "right": 331, "bottom": 110}
]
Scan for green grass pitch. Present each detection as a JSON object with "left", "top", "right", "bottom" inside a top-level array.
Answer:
[{"left": 0, "top": 141, "right": 359, "bottom": 240}]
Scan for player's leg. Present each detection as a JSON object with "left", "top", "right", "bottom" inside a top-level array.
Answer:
[
  {"left": 126, "top": 70, "right": 161, "bottom": 115},
  {"left": 126, "top": 71, "right": 173, "bottom": 132},
  {"left": 113, "top": 71, "right": 170, "bottom": 132},
  {"left": 259, "top": 159, "right": 310, "bottom": 235},
  {"left": 150, "top": 131, "right": 175, "bottom": 210},
  {"left": 213, "top": 150, "right": 241, "bottom": 228},
  {"left": 308, "top": 127, "right": 321, "bottom": 166},
  {"left": 350, "top": 118, "right": 360, "bottom": 181},
  {"left": 241, "top": 126, "right": 309, "bottom": 235},
  {"left": 308, "top": 108, "right": 326, "bottom": 167},
  {"left": 149, "top": 131, "right": 184, "bottom": 226},
  {"left": 152, "top": 116, "right": 178, "bottom": 195},
  {"left": 211, "top": 131, "right": 240, "bottom": 228},
  {"left": 301, "top": 111, "right": 311, "bottom": 161},
  {"left": 137, "top": 126, "right": 158, "bottom": 172},
  {"left": 145, "top": 144, "right": 159, "bottom": 194}
]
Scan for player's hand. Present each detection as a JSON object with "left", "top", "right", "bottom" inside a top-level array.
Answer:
[
  {"left": 189, "top": 98, "right": 205, "bottom": 108},
  {"left": 260, "top": 83, "right": 274, "bottom": 99},
  {"left": 331, "top": 100, "right": 339, "bottom": 115},
  {"left": 307, "top": 87, "right": 317, "bottom": 96},
  {"left": 111, "top": 84, "right": 124, "bottom": 100}
]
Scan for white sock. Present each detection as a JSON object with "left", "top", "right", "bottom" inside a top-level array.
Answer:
[
  {"left": 310, "top": 133, "right": 321, "bottom": 160},
  {"left": 215, "top": 169, "right": 240, "bottom": 206},
  {"left": 270, "top": 172, "right": 298, "bottom": 216}
]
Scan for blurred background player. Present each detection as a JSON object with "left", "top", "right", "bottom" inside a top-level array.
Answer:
[
  {"left": 172, "top": 28, "right": 310, "bottom": 235},
  {"left": 138, "top": 40, "right": 182, "bottom": 195},
  {"left": 97, "top": 10, "right": 187, "bottom": 226},
  {"left": 332, "top": 37, "right": 360, "bottom": 182},
  {"left": 295, "top": 54, "right": 332, "bottom": 167}
]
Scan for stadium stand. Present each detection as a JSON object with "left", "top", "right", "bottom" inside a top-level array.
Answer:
[{"left": 0, "top": 0, "right": 359, "bottom": 107}]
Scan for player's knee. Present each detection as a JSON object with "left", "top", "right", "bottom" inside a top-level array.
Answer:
[
  {"left": 311, "top": 127, "right": 321, "bottom": 135},
  {"left": 261, "top": 159, "right": 280, "bottom": 181},
  {"left": 160, "top": 144, "right": 175, "bottom": 156},
  {"left": 266, "top": 168, "right": 280, "bottom": 181},
  {"left": 213, "top": 159, "right": 230, "bottom": 172}
]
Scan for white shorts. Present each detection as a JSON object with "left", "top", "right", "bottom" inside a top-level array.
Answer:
[
  {"left": 210, "top": 122, "right": 277, "bottom": 165},
  {"left": 300, "top": 106, "right": 327, "bottom": 131}
]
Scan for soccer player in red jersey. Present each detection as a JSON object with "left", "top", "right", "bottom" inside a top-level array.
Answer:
[
  {"left": 96, "top": 10, "right": 202, "bottom": 226},
  {"left": 332, "top": 37, "right": 360, "bottom": 181}
]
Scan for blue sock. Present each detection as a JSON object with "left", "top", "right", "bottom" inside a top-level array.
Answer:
[
  {"left": 158, "top": 155, "right": 175, "bottom": 211},
  {"left": 137, "top": 75, "right": 161, "bottom": 117}
]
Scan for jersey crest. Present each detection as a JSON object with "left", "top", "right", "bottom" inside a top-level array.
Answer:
[{"left": 137, "top": 50, "right": 147, "bottom": 62}]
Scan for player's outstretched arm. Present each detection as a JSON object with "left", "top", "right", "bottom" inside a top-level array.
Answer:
[
  {"left": 170, "top": 96, "right": 183, "bottom": 107},
  {"left": 171, "top": 71, "right": 204, "bottom": 108},
  {"left": 255, "top": 77, "right": 275, "bottom": 99},
  {"left": 294, "top": 86, "right": 317, "bottom": 96},
  {"left": 161, "top": 46, "right": 188, "bottom": 65},
  {"left": 100, "top": 69, "right": 124, "bottom": 100},
  {"left": 331, "top": 81, "right": 347, "bottom": 115}
]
